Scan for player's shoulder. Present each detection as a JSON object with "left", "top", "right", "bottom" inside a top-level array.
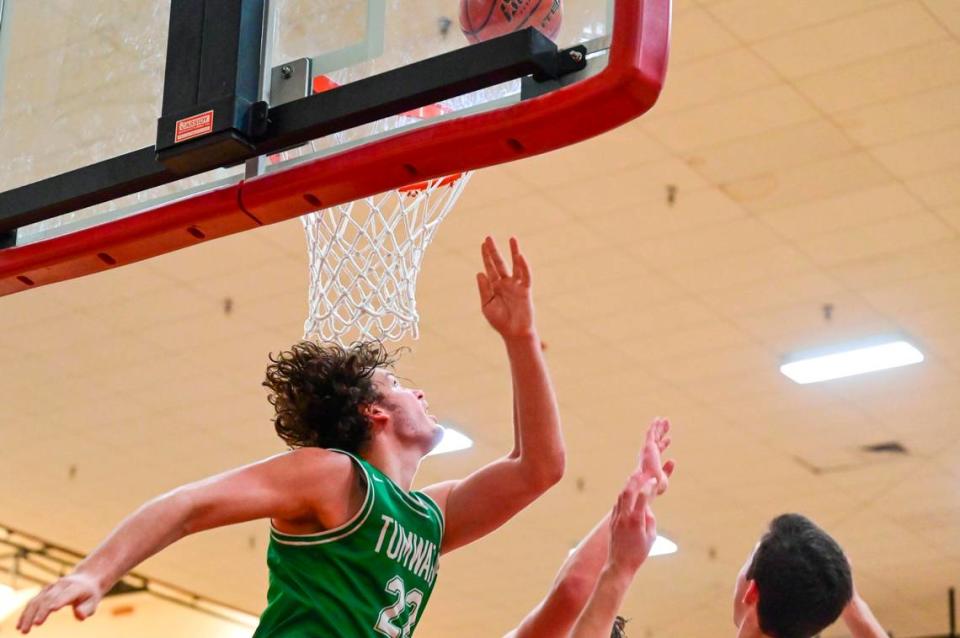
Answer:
[
  {"left": 264, "top": 446, "right": 357, "bottom": 483},
  {"left": 284, "top": 446, "right": 356, "bottom": 470}
]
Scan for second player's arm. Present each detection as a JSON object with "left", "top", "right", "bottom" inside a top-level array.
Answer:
[
  {"left": 507, "top": 514, "right": 612, "bottom": 638},
  {"left": 508, "top": 419, "right": 673, "bottom": 638}
]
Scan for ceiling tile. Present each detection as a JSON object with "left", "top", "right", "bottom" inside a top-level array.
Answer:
[
  {"left": 645, "top": 48, "right": 779, "bottom": 115},
  {"left": 870, "top": 126, "right": 960, "bottom": 178},
  {"left": 937, "top": 205, "right": 960, "bottom": 232},
  {"left": 905, "top": 165, "right": 960, "bottom": 207},
  {"left": 751, "top": 1, "right": 947, "bottom": 79},
  {"left": 922, "top": 0, "right": 960, "bottom": 37},
  {"left": 586, "top": 187, "right": 748, "bottom": 245},
  {"left": 665, "top": 243, "right": 814, "bottom": 293},
  {"left": 687, "top": 119, "right": 854, "bottom": 185},
  {"left": 833, "top": 83, "right": 960, "bottom": 146},
  {"left": 828, "top": 238, "right": 960, "bottom": 290},
  {"left": 545, "top": 159, "right": 709, "bottom": 216},
  {"left": 668, "top": 6, "right": 740, "bottom": 64},
  {"left": 759, "top": 183, "right": 925, "bottom": 241},
  {"left": 707, "top": 0, "right": 902, "bottom": 43},
  {"left": 793, "top": 40, "right": 960, "bottom": 113},
  {"left": 798, "top": 212, "right": 956, "bottom": 267},
  {"left": 701, "top": 269, "right": 845, "bottom": 317},
  {"left": 731, "top": 293, "right": 894, "bottom": 353},
  {"left": 503, "top": 124, "right": 670, "bottom": 189},
  {"left": 721, "top": 152, "right": 892, "bottom": 213},
  {"left": 645, "top": 85, "right": 818, "bottom": 152},
  {"left": 627, "top": 217, "right": 784, "bottom": 266}
]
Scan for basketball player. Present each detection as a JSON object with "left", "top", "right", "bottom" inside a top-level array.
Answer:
[
  {"left": 17, "top": 236, "right": 566, "bottom": 636},
  {"left": 510, "top": 420, "right": 888, "bottom": 638}
]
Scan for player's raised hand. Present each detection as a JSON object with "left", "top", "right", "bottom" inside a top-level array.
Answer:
[
  {"left": 17, "top": 572, "right": 102, "bottom": 634},
  {"left": 640, "top": 417, "right": 674, "bottom": 496},
  {"left": 607, "top": 472, "right": 659, "bottom": 573},
  {"left": 476, "top": 236, "right": 534, "bottom": 340}
]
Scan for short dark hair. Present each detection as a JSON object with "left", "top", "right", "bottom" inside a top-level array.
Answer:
[
  {"left": 747, "top": 514, "right": 853, "bottom": 638},
  {"left": 262, "top": 341, "right": 396, "bottom": 453}
]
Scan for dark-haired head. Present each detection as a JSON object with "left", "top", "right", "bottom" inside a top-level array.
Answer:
[
  {"left": 733, "top": 514, "right": 852, "bottom": 638},
  {"left": 263, "top": 341, "right": 396, "bottom": 454}
]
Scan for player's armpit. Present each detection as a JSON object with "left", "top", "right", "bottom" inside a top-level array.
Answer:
[
  {"left": 181, "top": 447, "right": 358, "bottom": 533},
  {"left": 422, "top": 455, "right": 558, "bottom": 555}
]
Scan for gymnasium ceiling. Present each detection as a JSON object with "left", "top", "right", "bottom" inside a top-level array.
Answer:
[{"left": 2, "top": 0, "right": 960, "bottom": 636}]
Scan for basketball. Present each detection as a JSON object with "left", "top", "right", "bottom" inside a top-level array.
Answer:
[{"left": 460, "top": 0, "right": 563, "bottom": 45}]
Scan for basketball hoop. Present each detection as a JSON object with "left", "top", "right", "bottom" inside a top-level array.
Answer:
[
  {"left": 301, "top": 171, "right": 470, "bottom": 344},
  {"left": 295, "top": 76, "right": 473, "bottom": 344}
]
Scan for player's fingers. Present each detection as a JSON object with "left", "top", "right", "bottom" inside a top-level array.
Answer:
[
  {"left": 37, "top": 584, "right": 83, "bottom": 626},
  {"left": 663, "top": 459, "right": 676, "bottom": 477},
  {"left": 481, "top": 238, "right": 500, "bottom": 282},
  {"left": 18, "top": 590, "right": 48, "bottom": 632},
  {"left": 619, "top": 474, "right": 642, "bottom": 512},
  {"left": 510, "top": 237, "right": 531, "bottom": 286},
  {"left": 631, "top": 476, "right": 656, "bottom": 512},
  {"left": 486, "top": 236, "right": 510, "bottom": 279},
  {"left": 476, "top": 273, "right": 493, "bottom": 305},
  {"left": 644, "top": 506, "right": 657, "bottom": 537},
  {"left": 16, "top": 599, "right": 34, "bottom": 632},
  {"left": 74, "top": 595, "right": 97, "bottom": 620}
]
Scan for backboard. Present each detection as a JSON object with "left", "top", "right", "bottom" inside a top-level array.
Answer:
[{"left": 0, "top": 0, "right": 669, "bottom": 294}]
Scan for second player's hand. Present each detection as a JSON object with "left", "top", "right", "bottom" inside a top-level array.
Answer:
[
  {"left": 17, "top": 572, "right": 102, "bottom": 634},
  {"left": 641, "top": 418, "right": 674, "bottom": 495},
  {"left": 476, "top": 236, "right": 535, "bottom": 340},
  {"left": 608, "top": 473, "right": 659, "bottom": 573}
]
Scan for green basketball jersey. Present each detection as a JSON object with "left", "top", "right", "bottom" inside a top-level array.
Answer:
[{"left": 253, "top": 450, "right": 444, "bottom": 637}]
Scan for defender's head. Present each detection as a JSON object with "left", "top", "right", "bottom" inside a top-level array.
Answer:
[
  {"left": 263, "top": 341, "right": 442, "bottom": 456},
  {"left": 733, "top": 514, "right": 852, "bottom": 638}
]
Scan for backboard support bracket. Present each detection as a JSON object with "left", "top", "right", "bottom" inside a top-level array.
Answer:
[{"left": 155, "top": 0, "right": 270, "bottom": 174}]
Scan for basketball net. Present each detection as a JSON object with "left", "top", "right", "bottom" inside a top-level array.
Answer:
[
  {"left": 301, "top": 172, "right": 471, "bottom": 344},
  {"left": 288, "top": 76, "right": 473, "bottom": 344}
]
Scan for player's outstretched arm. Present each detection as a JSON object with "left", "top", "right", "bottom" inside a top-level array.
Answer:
[
  {"left": 425, "top": 236, "right": 565, "bottom": 554},
  {"left": 570, "top": 472, "right": 661, "bottom": 638},
  {"left": 842, "top": 589, "right": 888, "bottom": 638},
  {"left": 508, "top": 419, "right": 673, "bottom": 638},
  {"left": 16, "top": 448, "right": 355, "bottom": 634}
]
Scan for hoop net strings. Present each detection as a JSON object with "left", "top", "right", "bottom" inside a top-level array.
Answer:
[{"left": 302, "top": 172, "right": 471, "bottom": 344}]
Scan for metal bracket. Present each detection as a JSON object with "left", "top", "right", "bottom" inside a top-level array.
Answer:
[
  {"left": 270, "top": 57, "right": 313, "bottom": 107},
  {"left": 522, "top": 44, "right": 597, "bottom": 100},
  {"left": 558, "top": 45, "right": 589, "bottom": 76}
]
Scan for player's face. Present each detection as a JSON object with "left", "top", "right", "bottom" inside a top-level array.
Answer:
[
  {"left": 373, "top": 370, "right": 444, "bottom": 453},
  {"left": 732, "top": 544, "right": 758, "bottom": 627}
]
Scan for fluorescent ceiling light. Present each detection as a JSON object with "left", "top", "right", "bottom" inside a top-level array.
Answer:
[
  {"left": 649, "top": 534, "right": 678, "bottom": 557},
  {"left": 427, "top": 427, "right": 473, "bottom": 456},
  {"left": 780, "top": 338, "right": 923, "bottom": 384},
  {"left": 0, "top": 584, "right": 41, "bottom": 623},
  {"left": 567, "top": 534, "right": 677, "bottom": 558}
]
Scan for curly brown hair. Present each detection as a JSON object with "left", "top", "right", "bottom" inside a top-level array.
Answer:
[{"left": 262, "top": 341, "right": 397, "bottom": 453}]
